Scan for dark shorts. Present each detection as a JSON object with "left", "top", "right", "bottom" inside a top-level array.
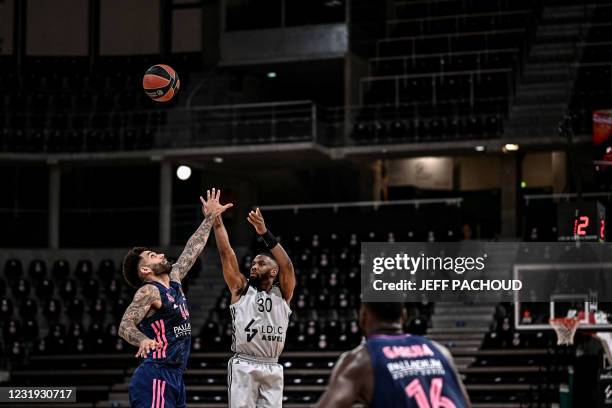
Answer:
[{"left": 128, "top": 363, "right": 186, "bottom": 408}]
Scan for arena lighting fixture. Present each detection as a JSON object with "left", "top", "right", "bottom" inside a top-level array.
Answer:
[
  {"left": 267, "top": 72, "right": 277, "bottom": 78},
  {"left": 503, "top": 143, "right": 520, "bottom": 152},
  {"left": 475, "top": 145, "right": 485, "bottom": 152},
  {"left": 176, "top": 165, "right": 192, "bottom": 181},
  {"left": 213, "top": 156, "right": 224, "bottom": 163}
]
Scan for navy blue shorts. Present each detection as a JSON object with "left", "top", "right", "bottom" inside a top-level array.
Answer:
[{"left": 128, "top": 363, "right": 186, "bottom": 408}]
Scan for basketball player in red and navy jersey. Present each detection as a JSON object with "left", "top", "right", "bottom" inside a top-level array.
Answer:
[
  {"left": 316, "top": 302, "right": 471, "bottom": 408},
  {"left": 119, "top": 188, "right": 232, "bottom": 408}
]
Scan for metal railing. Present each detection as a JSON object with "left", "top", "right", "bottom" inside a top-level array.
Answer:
[
  {"left": 0, "top": 100, "right": 320, "bottom": 152},
  {"left": 0, "top": 94, "right": 515, "bottom": 153},
  {"left": 258, "top": 197, "right": 463, "bottom": 212},
  {"left": 523, "top": 192, "right": 612, "bottom": 204}
]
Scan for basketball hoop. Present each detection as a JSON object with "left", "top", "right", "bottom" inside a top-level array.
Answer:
[{"left": 550, "top": 317, "right": 580, "bottom": 346}]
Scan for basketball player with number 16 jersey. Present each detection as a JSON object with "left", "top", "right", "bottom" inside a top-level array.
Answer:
[
  {"left": 213, "top": 207, "right": 296, "bottom": 407},
  {"left": 316, "top": 302, "right": 471, "bottom": 408}
]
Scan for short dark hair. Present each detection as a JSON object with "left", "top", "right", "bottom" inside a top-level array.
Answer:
[
  {"left": 363, "top": 302, "right": 405, "bottom": 323},
  {"left": 122, "top": 247, "right": 148, "bottom": 289}
]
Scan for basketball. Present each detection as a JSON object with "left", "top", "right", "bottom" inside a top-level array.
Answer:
[{"left": 142, "top": 64, "right": 180, "bottom": 102}]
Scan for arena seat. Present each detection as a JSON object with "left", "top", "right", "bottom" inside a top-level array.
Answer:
[
  {"left": 35, "top": 278, "right": 54, "bottom": 299},
  {"left": 4, "top": 259, "right": 23, "bottom": 282},
  {"left": 12, "top": 278, "right": 31, "bottom": 300},
  {"left": 0, "top": 297, "right": 14, "bottom": 320}
]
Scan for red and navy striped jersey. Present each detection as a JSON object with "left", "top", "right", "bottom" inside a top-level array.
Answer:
[
  {"left": 138, "top": 280, "right": 191, "bottom": 370},
  {"left": 365, "top": 333, "right": 468, "bottom": 408}
]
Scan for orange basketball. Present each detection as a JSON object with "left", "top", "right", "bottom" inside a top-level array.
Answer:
[{"left": 143, "top": 64, "right": 180, "bottom": 102}]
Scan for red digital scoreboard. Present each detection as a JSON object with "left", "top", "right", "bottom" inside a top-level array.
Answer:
[{"left": 557, "top": 201, "right": 606, "bottom": 242}]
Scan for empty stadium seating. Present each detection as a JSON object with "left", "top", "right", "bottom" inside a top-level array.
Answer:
[
  {"left": 2, "top": 197, "right": 604, "bottom": 406},
  {"left": 351, "top": 0, "right": 539, "bottom": 144},
  {"left": 0, "top": 54, "right": 198, "bottom": 154}
]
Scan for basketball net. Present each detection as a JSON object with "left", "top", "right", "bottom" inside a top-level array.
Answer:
[{"left": 550, "top": 317, "right": 580, "bottom": 346}]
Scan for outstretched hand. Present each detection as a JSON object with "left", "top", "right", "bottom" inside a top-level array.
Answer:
[
  {"left": 247, "top": 207, "right": 267, "bottom": 234},
  {"left": 200, "top": 188, "right": 233, "bottom": 218}
]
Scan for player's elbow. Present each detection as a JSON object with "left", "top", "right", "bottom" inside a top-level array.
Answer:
[
  {"left": 118, "top": 321, "right": 132, "bottom": 340},
  {"left": 282, "top": 259, "right": 294, "bottom": 274},
  {"left": 219, "top": 247, "right": 236, "bottom": 260}
]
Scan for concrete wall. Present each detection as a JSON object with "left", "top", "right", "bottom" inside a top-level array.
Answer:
[
  {"left": 522, "top": 152, "right": 553, "bottom": 188},
  {"left": 220, "top": 23, "right": 347, "bottom": 65},
  {"left": 456, "top": 156, "right": 502, "bottom": 191},
  {"left": 100, "top": 0, "right": 160, "bottom": 55},
  {"left": 172, "top": 7, "right": 201, "bottom": 53},
  {"left": 0, "top": 0, "right": 13, "bottom": 55},
  {"left": 27, "top": 0, "right": 88, "bottom": 55}
]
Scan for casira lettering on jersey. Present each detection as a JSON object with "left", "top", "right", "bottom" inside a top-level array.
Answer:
[
  {"left": 228, "top": 283, "right": 291, "bottom": 407},
  {"left": 128, "top": 280, "right": 192, "bottom": 408},
  {"left": 365, "top": 333, "right": 469, "bottom": 408}
]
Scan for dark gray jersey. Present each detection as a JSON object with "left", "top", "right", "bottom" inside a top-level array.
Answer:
[{"left": 230, "top": 285, "right": 291, "bottom": 359}]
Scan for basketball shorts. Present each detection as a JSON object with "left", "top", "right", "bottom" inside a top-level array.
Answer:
[
  {"left": 129, "top": 363, "right": 186, "bottom": 408},
  {"left": 227, "top": 354, "right": 284, "bottom": 407}
]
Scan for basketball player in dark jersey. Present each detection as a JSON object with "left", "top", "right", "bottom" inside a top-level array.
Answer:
[
  {"left": 119, "top": 188, "right": 232, "bottom": 408},
  {"left": 316, "top": 302, "right": 471, "bottom": 408}
]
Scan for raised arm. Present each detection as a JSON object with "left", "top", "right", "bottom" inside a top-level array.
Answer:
[
  {"left": 214, "top": 215, "right": 247, "bottom": 301},
  {"left": 315, "top": 346, "right": 372, "bottom": 408},
  {"left": 118, "top": 284, "right": 162, "bottom": 357},
  {"left": 247, "top": 208, "right": 296, "bottom": 302},
  {"left": 170, "top": 188, "right": 233, "bottom": 283}
]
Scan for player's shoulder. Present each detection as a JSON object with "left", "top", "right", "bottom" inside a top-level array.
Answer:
[
  {"left": 336, "top": 344, "right": 371, "bottom": 372},
  {"left": 134, "top": 283, "right": 161, "bottom": 301},
  {"left": 429, "top": 339, "right": 453, "bottom": 361},
  {"left": 270, "top": 284, "right": 285, "bottom": 297}
]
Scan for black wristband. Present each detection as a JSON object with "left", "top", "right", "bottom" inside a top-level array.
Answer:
[{"left": 259, "top": 230, "right": 279, "bottom": 249}]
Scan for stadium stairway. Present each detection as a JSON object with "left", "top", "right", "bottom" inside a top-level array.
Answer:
[
  {"left": 430, "top": 302, "right": 495, "bottom": 372},
  {"left": 504, "top": 3, "right": 590, "bottom": 137}
]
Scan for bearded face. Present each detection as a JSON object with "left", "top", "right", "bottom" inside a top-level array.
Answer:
[
  {"left": 249, "top": 269, "right": 272, "bottom": 289},
  {"left": 249, "top": 254, "right": 278, "bottom": 289},
  {"left": 150, "top": 259, "right": 172, "bottom": 276}
]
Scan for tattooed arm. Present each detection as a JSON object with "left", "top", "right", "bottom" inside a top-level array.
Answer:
[
  {"left": 118, "top": 284, "right": 162, "bottom": 357},
  {"left": 170, "top": 188, "right": 233, "bottom": 283},
  {"left": 170, "top": 215, "right": 215, "bottom": 283}
]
